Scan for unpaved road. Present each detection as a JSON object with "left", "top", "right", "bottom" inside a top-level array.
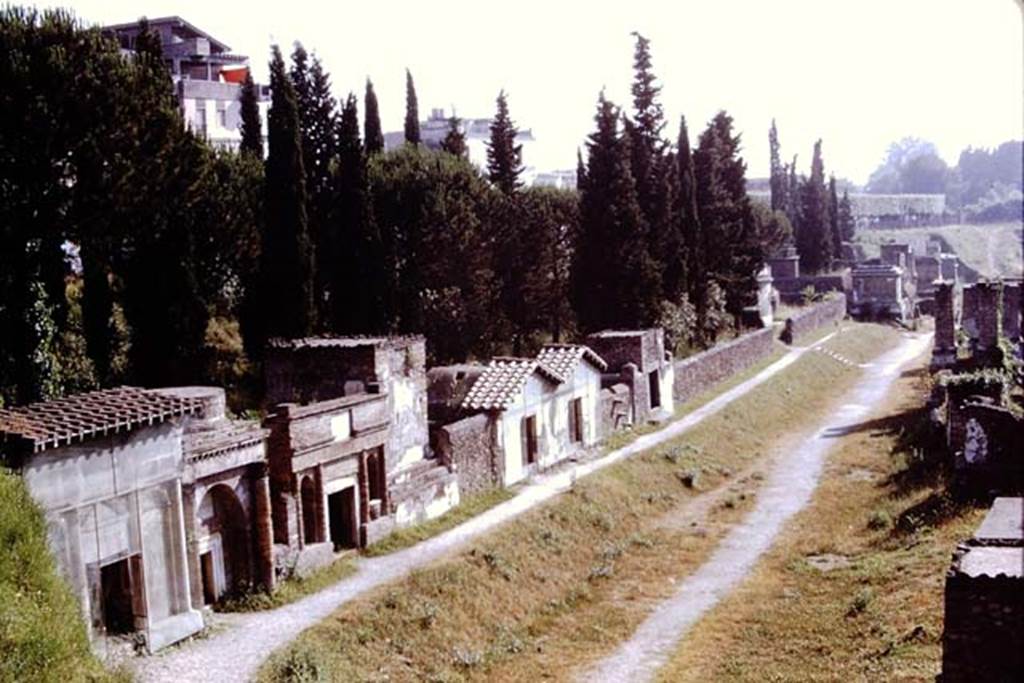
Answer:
[
  {"left": 583, "top": 331, "right": 932, "bottom": 683},
  {"left": 131, "top": 333, "right": 841, "bottom": 682}
]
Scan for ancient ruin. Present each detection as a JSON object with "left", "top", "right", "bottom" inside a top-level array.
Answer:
[{"left": 941, "top": 497, "right": 1023, "bottom": 682}]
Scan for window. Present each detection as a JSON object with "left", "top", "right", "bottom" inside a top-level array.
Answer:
[
  {"left": 569, "top": 398, "right": 584, "bottom": 443},
  {"left": 216, "top": 103, "right": 227, "bottom": 128},
  {"left": 194, "top": 101, "right": 207, "bottom": 135},
  {"left": 522, "top": 415, "right": 538, "bottom": 465}
]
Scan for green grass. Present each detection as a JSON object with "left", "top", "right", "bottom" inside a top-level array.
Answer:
[
  {"left": 216, "top": 556, "right": 358, "bottom": 613},
  {"left": 259, "top": 323, "right": 902, "bottom": 682},
  {"left": 0, "top": 469, "right": 123, "bottom": 682},
  {"left": 853, "top": 222, "right": 1022, "bottom": 281},
  {"left": 363, "top": 488, "right": 516, "bottom": 557},
  {"left": 656, "top": 345, "right": 982, "bottom": 682}
]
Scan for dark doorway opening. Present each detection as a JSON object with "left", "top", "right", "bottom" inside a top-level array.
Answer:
[
  {"left": 301, "top": 476, "right": 320, "bottom": 544},
  {"left": 100, "top": 558, "right": 136, "bottom": 635},
  {"left": 648, "top": 370, "right": 661, "bottom": 409},
  {"left": 328, "top": 488, "right": 358, "bottom": 550},
  {"left": 522, "top": 415, "right": 538, "bottom": 465},
  {"left": 569, "top": 398, "right": 584, "bottom": 443},
  {"left": 200, "top": 551, "right": 216, "bottom": 605}
]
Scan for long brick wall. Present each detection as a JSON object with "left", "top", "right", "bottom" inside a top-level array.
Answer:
[
  {"left": 671, "top": 296, "right": 848, "bottom": 407},
  {"left": 786, "top": 294, "right": 847, "bottom": 340}
]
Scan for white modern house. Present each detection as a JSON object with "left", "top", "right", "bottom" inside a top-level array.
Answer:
[{"left": 103, "top": 16, "right": 270, "bottom": 152}]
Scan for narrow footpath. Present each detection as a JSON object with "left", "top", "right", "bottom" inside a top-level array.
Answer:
[
  {"left": 582, "top": 331, "right": 932, "bottom": 683},
  {"left": 133, "top": 331, "right": 850, "bottom": 682}
]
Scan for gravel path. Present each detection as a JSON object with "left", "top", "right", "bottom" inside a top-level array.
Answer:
[
  {"left": 131, "top": 333, "right": 838, "bottom": 682},
  {"left": 582, "top": 331, "right": 932, "bottom": 683}
]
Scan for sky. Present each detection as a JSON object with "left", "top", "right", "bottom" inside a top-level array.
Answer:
[{"left": 29, "top": 0, "right": 1024, "bottom": 184}]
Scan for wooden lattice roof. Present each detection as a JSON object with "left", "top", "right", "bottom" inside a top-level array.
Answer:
[{"left": 0, "top": 387, "right": 202, "bottom": 455}]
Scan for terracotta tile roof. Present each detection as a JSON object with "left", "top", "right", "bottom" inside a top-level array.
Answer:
[
  {"left": 536, "top": 344, "right": 608, "bottom": 377},
  {"left": 0, "top": 387, "right": 202, "bottom": 455},
  {"left": 461, "top": 358, "right": 565, "bottom": 411}
]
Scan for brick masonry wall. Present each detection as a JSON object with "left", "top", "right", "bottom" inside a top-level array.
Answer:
[
  {"left": 436, "top": 413, "right": 497, "bottom": 495},
  {"left": 672, "top": 328, "right": 774, "bottom": 406},
  {"left": 942, "top": 571, "right": 1024, "bottom": 681},
  {"left": 787, "top": 295, "right": 847, "bottom": 340}
]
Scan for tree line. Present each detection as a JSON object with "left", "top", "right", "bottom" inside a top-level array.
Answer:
[
  {"left": 768, "top": 122, "right": 854, "bottom": 274},
  {"left": 0, "top": 9, "right": 788, "bottom": 408}
]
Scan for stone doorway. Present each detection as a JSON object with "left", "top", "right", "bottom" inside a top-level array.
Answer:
[
  {"left": 648, "top": 370, "right": 661, "bottom": 409},
  {"left": 301, "top": 476, "right": 320, "bottom": 545},
  {"left": 327, "top": 487, "right": 358, "bottom": 550},
  {"left": 100, "top": 556, "right": 140, "bottom": 635},
  {"left": 197, "top": 485, "right": 251, "bottom": 601}
]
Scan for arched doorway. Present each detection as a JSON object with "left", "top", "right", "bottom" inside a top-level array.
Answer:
[
  {"left": 300, "top": 476, "right": 320, "bottom": 544},
  {"left": 196, "top": 485, "right": 250, "bottom": 603}
]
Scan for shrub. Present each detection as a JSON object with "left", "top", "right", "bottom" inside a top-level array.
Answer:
[{"left": 868, "top": 509, "right": 892, "bottom": 530}]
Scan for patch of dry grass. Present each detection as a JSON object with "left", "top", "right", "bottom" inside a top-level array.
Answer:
[
  {"left": 656, "top": 342, "right": 986, "bottom": 682},
  {"left": 259, "top": 324, "right": 902, "bottom": 682}
]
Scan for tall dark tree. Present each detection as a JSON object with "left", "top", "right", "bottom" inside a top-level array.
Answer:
[
  {"left": 786, "top": 154, "right": 801, "bottom": 234},
  {"left": 676, "top": 116, "right": 703, "bottom": 310},
  {"left": 440, "top": 115, "right": 467, "bottom": 158},
  {"left": 572, "top": 94, "right": 660, "bottom": 332},
  {"left": 796, "top": 139, "right": 831, "bottom": 273},
  {"left": 837, "top": 190, "right": 856, "bottom": 242},
  {"left": 769, "top": 119, "right": 786, "bottom": 214},
  {"left": 364, "top": 78, "right": 385, "bottom": 155},
  {"left": 239, "top": 71, "right": 263, "bottom": 158},
  {"left": 253, "top": 44, "right": 315, "bottom": 347},
  {"left": 404, "top": 69, "right": 420, "bottom": 145},
  {"left": 486, "top": 90, "right": 523, "bottom": 195},
  {"left": 828, "top": 174, "right": 842, "bottom": 261},
  {"left": 330, "top": 93, "right": 384, "bottom": 333},
  {"left": 693, "top": 111, "right": 762, "bottom": 317}
]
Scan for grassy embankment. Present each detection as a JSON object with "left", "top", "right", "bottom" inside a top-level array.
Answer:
[
  {"left": 259, "top": 323, "right": 901, "bottom": 682},
  {"left": 0, "top": 469, "right": 125, "bottom": 683},
  {"left": 656, "top": 347, "right": 985, "bottom": 681},
  {"left": 853, "top": 222, "right": 1023, "bottom": 281}
]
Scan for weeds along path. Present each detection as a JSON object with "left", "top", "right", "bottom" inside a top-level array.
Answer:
[
  {"left": 583, "top": 331, "right": 933, "bottom": 683},
  {"left": 134, "top": 331, "right": 844, "bottom": 683}
]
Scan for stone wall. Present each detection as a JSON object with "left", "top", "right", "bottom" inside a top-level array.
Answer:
[
  {"left": 599, "top": 383, "right": 632, "bottom": 438},
  {"left": 773, "top": 272, "right": 850, "bottom": 304},
  {"left": 672, "top": 328, "right": 774, "bottom": 406},
  {"left": 786, "top": 294, "right": 847, "bottom": 340},
  {"left": 435, "top": 414, "right": 498, "bottom": 495}
]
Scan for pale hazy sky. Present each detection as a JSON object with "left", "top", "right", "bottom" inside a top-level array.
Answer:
[{"left": 30, "top": 0, "right": 1024, "bottom": 184}]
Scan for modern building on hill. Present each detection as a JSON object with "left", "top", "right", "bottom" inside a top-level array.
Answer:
[{"left": 103, "top": 16, "right": 269, "bottom": 152}]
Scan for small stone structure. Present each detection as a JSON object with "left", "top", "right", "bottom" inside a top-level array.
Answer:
[
  {"left": 445, "top": 345, "right": 607, "bottom": 488},
  {"left": 849, "top": 262, "right": 912, "bottom": 322},
  {"left": 931, "top": 283, "right": 958, "bottom": 369},
  {"left": 768, "top": 245, "right": 851, "bottom": 305},
  {"left": 586, "top": 329, "right": 675, "bottom": 424},
  {"left": 0, "top": 388, "right": 207, "bottom": 652},
  {"left": 154, "top": 387, "right": 276, "bottom": 605},
  {"left": 880, "top": 242, "right": 917, "bottom": 282},
  {"left": 941, "top": 497, "right": 1023, "bottom": 682},
  {"left": 767, "top": 246, "right": 800, "bottom": 279},
  {"left": 264, "top": 336, "right": 459, "bottom": 565}
]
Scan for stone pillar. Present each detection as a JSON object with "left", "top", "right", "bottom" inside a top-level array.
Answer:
[
  {"left": 316, "top": 463, "right": 330, "bottom": 544},
  {"left": 181, "top": 484, "right": 204, "bottom": 611},
  {"left": 961, "top": 285, "right": 980, "bottom": 345},
  {"left": 932, "top": 282, "right": 957, "bottom": 369},
  {"left": 251, "top": 467, "right": 276, "bottom": 592},
  {"left": 1002, "top": 283, "right": 1021, "bottom": 342},
  {"left": 620, "top": 362, "right": 640, "bottom": 425},
  {"left": 975, "top": 283, "right": 1001, "bottom": 354}
]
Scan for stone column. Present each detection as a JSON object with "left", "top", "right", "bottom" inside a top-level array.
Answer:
[
  {"left": 1002, "top": 283, "right": 1021, "bottom": 342},
  {"left": 251, "top": 467, "right": 276, "bottom": 592},
  {"left": 932, "top": 282, "right": 957, "bottom": 369},
  {"left": 975, "top": 283, "right": 1001, "bottom": 355},
  {"left": 180, "top": 484, "right": 204, "bottom": 611},
  {"left": 620, "top": 363, "right": 640, "bottom": 425}
]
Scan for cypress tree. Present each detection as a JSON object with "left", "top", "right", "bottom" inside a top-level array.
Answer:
[
  {"left": 828, "top": 174, "right": 842, "bottom": 261},
  {"left": 677, "top": 116, "right": 703, "bottom": 312},
  {"left": 258, "top": 44, "right": 315, "bottom": 343},
  {"left": 404, "top": 69, "right": 421, "bottom": 145},
  {"left": 330, "top": 93, "right": 383, "bottom": 333},
  {"left": 796, "top": 140, "right": 832, "bottom": 273},
  {"left": 769, "top": 119, "right": 785, "bottom": 213},
  {"left": 440, "top": 115, "right": 467, "bottom": 158},
  {"left": 239, "top": 71, "right": 264, "bottom": 158},
  {"left": 486, "top": 90, "right": 523, "bottom": 195},
  {"left": 364, "top": 78, "right": 385, "bottom": 155},
  {"left": 576, "top": 148, "right": 587, "bottom": 191},
  {"left": 838, "top": 190, "right": 856, "bottom": 242},
  {"left": 572, "top": 94, "right": 660, "bottom": 331}
]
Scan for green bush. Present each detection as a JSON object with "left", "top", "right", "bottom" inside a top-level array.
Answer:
[{"left": 0, "top": 469, "right": 114, "bottom": 682}]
